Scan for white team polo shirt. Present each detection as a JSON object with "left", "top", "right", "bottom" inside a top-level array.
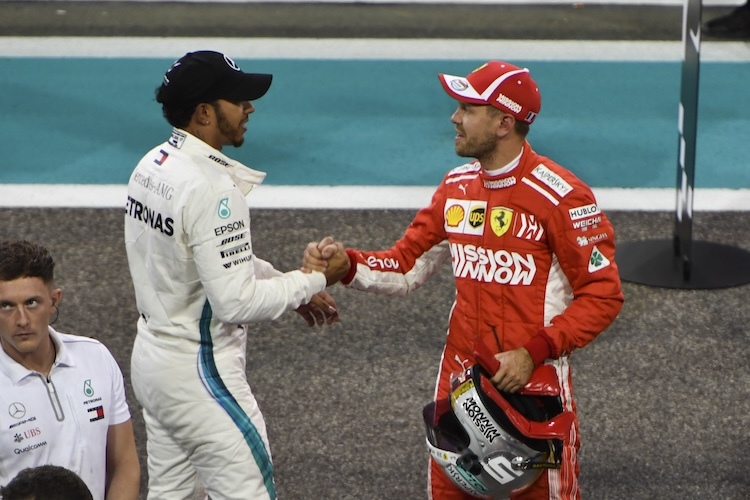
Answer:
[{"left": 0, "top": 327, "right": 131, "bottom": 500}]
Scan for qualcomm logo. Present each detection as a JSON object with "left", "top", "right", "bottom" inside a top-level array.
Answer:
[{"left": 450, "top": 243, "right": 536, "bottom": 285}]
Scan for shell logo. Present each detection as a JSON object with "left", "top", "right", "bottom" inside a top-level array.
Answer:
[{"left": 445, "top": 204, "right": 465, "bottom": 227}]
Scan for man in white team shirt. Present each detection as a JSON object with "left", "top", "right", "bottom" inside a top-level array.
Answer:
[
  {"left": 124, "top": 50, "right": 340, "bottom": 499},
  {"left": 0, "top": 240, "right": 140, "bottom": 500}
]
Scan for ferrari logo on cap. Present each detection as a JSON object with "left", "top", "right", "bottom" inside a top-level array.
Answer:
[{"left": 490, "top": 207, "right": 514, "bottom": 237}]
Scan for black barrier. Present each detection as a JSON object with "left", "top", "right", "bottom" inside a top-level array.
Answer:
[{"left": 617, "top": 0, "right": 750, "bottom": 289}]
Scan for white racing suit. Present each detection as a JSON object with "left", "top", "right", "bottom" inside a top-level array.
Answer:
[{"left": 124, "top": 129, "right": 326, "bottom": 500}]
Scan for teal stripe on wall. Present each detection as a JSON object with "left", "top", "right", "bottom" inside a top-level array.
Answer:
[{"left": 1, "top": 58, "right": 747, "bottom": 188}]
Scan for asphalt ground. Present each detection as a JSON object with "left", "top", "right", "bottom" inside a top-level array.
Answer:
[
  {"left": 2, "top": 2, "right": 750, "bottom": 499},
  {"left": 2, "top": 207, "right": 749, "bottom": 499}
]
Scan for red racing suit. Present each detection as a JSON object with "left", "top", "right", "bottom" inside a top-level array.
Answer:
[{"left": 340, "top": 143, "right": 623, "bottom": 499}]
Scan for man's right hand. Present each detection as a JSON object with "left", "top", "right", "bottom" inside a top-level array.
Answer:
[{"left": 303, "top": 236, "right": 351, "bottom": 286}]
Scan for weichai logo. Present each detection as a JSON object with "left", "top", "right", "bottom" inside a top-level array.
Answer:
[{"left": 450, "top": 243, "right": 536, "bottom": 285}]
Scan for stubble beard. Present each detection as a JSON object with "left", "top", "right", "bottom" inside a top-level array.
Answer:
[
  {"left": 215, "top": 107, "right": 245, "bottom": 148},
  {"left": 455, "top": 132, "right": 496, "bottom": 162}
]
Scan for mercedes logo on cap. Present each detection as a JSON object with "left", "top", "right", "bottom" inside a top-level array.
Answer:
[{"left": 9, "top": 402, "right": 26, "bottom": 419}]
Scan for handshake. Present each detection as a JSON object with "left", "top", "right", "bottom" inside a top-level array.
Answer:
[{"left": 302, "top": 236, "right": 351, "bottom": 286}]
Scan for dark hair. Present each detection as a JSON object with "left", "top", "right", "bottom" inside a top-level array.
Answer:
[
  {"left": 0, "top": 240, "right": 55, "bottom": 284},
  {"left": 514, "top": 121, "right": 530, "bottom": 138},
  {"left": 155, "top": 85, "right": 196, "bottom": 129},
  {"left": 0, "top": 465, "right": 93, "bottom": 500}
]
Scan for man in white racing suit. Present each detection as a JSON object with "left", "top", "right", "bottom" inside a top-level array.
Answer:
[{"left": 124, "top": 50, "right": 339, "bottom": 500}]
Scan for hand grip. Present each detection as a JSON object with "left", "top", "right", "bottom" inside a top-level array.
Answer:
[{"left": 472, "top": 338, "right": 500, "bottom": 375}]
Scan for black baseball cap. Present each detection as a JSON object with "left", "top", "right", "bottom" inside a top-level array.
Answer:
[{"left": 156, "top": 51, "right": 272, "bottom": 108}]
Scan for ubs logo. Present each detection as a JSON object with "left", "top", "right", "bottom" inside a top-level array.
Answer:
[{"left": 9, "top": 403, "right": 25, "bottom": 419}]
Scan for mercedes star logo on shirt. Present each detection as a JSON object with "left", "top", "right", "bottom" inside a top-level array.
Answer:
[{"left": 9, "top": 402, "right": 26, "bottom": 419}]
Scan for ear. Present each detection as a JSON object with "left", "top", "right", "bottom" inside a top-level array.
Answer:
[
  {"left": 496, "top": 113, "right": 516, "bottom": 138},
  {"left": 50, "top": 288, "right": 62, "bottom": 309},
  {"left": 192, "top": 103, "right": 214, "bottom": 126}
]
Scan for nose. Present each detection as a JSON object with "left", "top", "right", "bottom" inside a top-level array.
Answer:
[
  {"left": 15, "top": 307, "right": 30, "bottom": 327},
  {"left": 450, "top": 107, "right": 461, "bottom": 124},
  {"left": 243, "top": 101, "right": 255, "bottom": 114}
]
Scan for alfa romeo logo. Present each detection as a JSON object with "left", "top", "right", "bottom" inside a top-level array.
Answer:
[{"left": 9, "top": 402, "right": 26, "bottom": 419}]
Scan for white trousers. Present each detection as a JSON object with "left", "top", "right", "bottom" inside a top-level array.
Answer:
[{"left": 131, "top": 329, "right": 276, "bottom": 500}]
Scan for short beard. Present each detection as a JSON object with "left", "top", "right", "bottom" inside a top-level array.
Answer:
[
  {"left": 212, "top": 103, "right": 245, "bottom": 148},
  {"left": 455, "top": 133, "right": 496, "bottom": 161}
]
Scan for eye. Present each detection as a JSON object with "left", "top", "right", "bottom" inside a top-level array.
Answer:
[
  {"left": 25, "top": 299, "right": 40, "bottom": 309},
  {"left": 0, "top": 302, "right": 12, "bottom": 311}
]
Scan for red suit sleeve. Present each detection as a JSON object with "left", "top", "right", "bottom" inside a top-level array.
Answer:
[{"left": 536, "top": 185, "right": 624, "bottom": 358}]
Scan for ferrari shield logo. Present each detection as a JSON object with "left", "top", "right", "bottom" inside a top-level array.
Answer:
[{"left": 490, "top": 207, "right": 514, "bottom": 237}]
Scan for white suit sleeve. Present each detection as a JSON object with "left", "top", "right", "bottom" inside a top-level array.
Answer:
[
  {"left": 253, "top": 257, "right": 284, "bottom": 279},
  {"left": 183, "top": 184, "right": 325, "bottom": 324}
]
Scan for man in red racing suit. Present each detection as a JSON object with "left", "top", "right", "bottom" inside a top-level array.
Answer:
[{"left": 305, "top": 61, "right": 623, "bottom": 499}]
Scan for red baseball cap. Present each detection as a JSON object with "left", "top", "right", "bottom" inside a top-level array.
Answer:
[{"left": 438, "top": 61, "right": 541, "bottom": 124}]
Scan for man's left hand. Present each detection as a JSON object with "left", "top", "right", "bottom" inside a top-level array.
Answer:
[
  {"left": 490, "top": 347, "right": 534, "bottom": 393},
  {"left": 295, "top": 291, "right": 339, "bottom": 327}
]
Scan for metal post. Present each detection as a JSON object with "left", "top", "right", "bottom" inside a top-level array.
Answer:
[{"left": 616, "top": 0, "right": 750, "bottom": 289}]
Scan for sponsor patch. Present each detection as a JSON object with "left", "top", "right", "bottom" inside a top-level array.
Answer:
[
  {"left": 132, "top": 171, "right": 175, "bottom": 201},
  {"left": 87, "top": 406, "right": 105, "bottom": 422},
  {"left": 14, "top": 441, "right": 47, "bottom": 455},
  {"left": 8, "top": 402, "right": 26, "bottom": 420},
  {"left": 217, "top": 198, "right": 231, "bottom": 219},
  {"left": 126, "top": 195, "right": 175, "bottom": 236},
  {"left": 450, "top": 78, "right": 469, "bottom": 91},
  {"left": 569, "top": 203, "right": 601, "bottom": 221},
  {"left": 572, "top": 216, "right": 601, "bottom": 232},
  {"left": 9, "top": 416, "right": 36, "bottom": 430},
  {"left": 19, "top": 427, "right": 41, "bottom": 441},
  {"left": 214, "top": 220, "right": 246, "bottom": 236},
  {"left": 168, "top": 129, "right": 186, "bottom": 149},
  {"left": 496, "top": 93, "right": 522, "bottom": 113},
  {"left": 489, "top": 207, "right": 513, "bottom": 237},
  {"left": 531, "top": 164, "right": 572, "bottom": 197},
  {"left": 223, "top": 254, "right": 253, "bottom": 269},
  {"left": 365, "top": 255, "right": 399, "bottom": 271},
  {"left": 220, "top": 242, "right": 250, "bottom": 259},
  {"left": 450, "top": 243, "right": 536, "bottom": 285},
  {"left": 444, "top": 199, "right": 486, "bottom": 236},
  {"left": 483, "top": 176, "right": 516, "bottom": 190},
  {"left": 513, "top": 213, "right": 545, "bottom": 241},
  {"left": 218, "top": 232, "right": 247, "bottom": 247},
  {"left": 208, "top": 154, "right": 230, "bottom": 167},
  {"left": 588, "top": 245, "right": 611, "bottom": 273},
  {"left": 468, "top": 206, "right": 485, "bottom": 228},
  {"left": 154, "top": 149, "right": 169, "bottom": 166},
  {"left": 576, "top": 232, "right": 608, "bottom": 247}
]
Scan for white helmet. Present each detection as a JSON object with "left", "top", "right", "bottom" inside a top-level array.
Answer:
[{"left": 423, "top": 349, "right": 574, "bottom": 499}]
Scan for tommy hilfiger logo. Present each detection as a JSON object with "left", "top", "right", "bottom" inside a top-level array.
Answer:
[{"left": 88, "top": 406, "right": 104, "bottom": 422}]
